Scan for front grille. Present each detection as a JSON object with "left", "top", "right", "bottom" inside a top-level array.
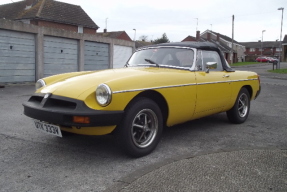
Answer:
[
  {"left": 44, "top": 98, "right": 77, "bottom": 110},
  {"left": 28, "top": 94, "right": 77, "bottom": 110},
  {"left": 28, "top": 96, "right": 43, "bottom": 104}
]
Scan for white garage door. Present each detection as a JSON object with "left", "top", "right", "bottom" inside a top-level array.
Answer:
[
  {"left": 84, "top": 41, "right": 109, "bottom": 70},
  {"left": 0, "top": 29, "right": 35, "bottom": 83},
  {"left": 44, "top": 36, "right": 78, "bottom": 77},
  {"left": 113, "top": 45, "right": 133, "bottom": 68}
]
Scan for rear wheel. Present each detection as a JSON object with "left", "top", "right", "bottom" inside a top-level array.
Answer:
[
  {"left": 226, "top": 87, "right": 250, "bottom": 124},
  {"left": 116, "top": 98, "right": 163, "bottom": 157}
]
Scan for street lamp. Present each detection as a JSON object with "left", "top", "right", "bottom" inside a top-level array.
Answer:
[
  {"left": 261, "top": 30, "right": 266, "bottom": 63},
  {"left": 278, "top": 7, "right": 284, "bottom": 69},
  {"left": 133, "top": 29, "right": 136, "bottom": 41}
]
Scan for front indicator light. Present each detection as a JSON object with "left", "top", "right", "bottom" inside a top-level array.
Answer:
[{"left": 73, "top": 116, "right": 90, "bottom": 124}]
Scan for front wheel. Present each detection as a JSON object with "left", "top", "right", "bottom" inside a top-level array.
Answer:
[
  {"left": 226, "top": 87, "right": 250, "bottom": 124},
  {"left": 116, "top": 98, "right": 163, "bottom": 157}
]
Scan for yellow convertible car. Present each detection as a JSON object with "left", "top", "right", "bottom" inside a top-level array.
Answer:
[{"left": 23, "top": 42, "right": 261, "bottom": 157}]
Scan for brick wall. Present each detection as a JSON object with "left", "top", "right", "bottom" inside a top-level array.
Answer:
[
  {"left": 84, "top": 28, "right": 97, "bottom": 35},
  {"left": 245, "top": 48, "right": 280, "bottom": 57},
  {"left": 32, "top": 20, "right": 97, "bottom": 34}
]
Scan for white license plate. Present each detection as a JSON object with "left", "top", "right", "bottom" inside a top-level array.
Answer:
[{"left": 33, "top": 120, "right": 62, "bottom": 137}]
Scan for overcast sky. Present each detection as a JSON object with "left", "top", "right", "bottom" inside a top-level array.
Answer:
[{"left": 1, "top": 0, "right": 286, "bottom": 42}]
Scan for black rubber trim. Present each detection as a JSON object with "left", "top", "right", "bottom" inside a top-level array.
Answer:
[
  {"left": 255, "top": 85, "right": 261, "bottom": 99},
  {"left": 23, "top": 93, "right": 124, "bottom": 127}
]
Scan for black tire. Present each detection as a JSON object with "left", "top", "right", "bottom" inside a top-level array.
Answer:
[
  {"left": 226, "top": 87, "right": 250, "bottom": 124},
  {"left": 116, "top": 97, "right": 163, "bottom": 157}
]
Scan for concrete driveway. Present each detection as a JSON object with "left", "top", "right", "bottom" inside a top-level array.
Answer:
[{"left": 0, "top": 63, "right": 286, "bottom": 192}]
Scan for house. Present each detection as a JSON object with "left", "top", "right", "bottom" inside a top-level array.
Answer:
[
  {"left": 182, "top": 35, "right": 196, "bottom": 42},
  {"left": 200, "top": 30, "right": 245, "bottom": 63},
  {"left": 96, "top": 30, "right": 132, "bottom": 41},
  {"left": 182, "top": 30, "right": 240, "bottom": 63},
  {"left": 240, "top": 41, "right": 282, "bottom": 62},
  {"left": 0, "top": 0, "right": 99, "bottom": 34}
]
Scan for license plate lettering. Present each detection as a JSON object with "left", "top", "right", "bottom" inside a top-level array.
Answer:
[
  {"left": 35, "top": 121, "right": 45, "bottom": 131},
  {"left": 33, "top": 120, "right": 62, "bottom": 137}
]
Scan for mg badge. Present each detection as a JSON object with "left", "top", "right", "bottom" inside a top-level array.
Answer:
[
  {"left": 41, "top": 93, "right": 52, "bottom": 106},
  {"left": 44, "top": 93, "right": 51, "bottom": 99}
]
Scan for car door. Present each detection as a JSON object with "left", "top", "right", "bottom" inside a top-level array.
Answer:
[{"left": 193, "top": 50, "right": 231, "bottom": 118}]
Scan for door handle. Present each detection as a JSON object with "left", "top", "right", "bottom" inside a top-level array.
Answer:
[{"left": 223, "top": 75, "right": 230, "bottom": 78}]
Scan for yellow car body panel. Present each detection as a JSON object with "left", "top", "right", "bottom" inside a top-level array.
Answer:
[
  {"left": 36, "top": 67, "right": 259, "bottom": 133},
  {"left": 22, "top": 42, "right": 261, "bottom": 157}
]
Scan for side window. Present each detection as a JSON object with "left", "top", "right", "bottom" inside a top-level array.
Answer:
[
  {"left": 175, "top": 50, "right": 193, "bottom": 67},
  {"left": 195, "top": 50, "right": 203, "bottom": 70},
  {"left": 202, "top": 51, "right": 223, "bottom": 71}
]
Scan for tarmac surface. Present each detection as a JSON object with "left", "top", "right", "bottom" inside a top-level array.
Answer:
[
  {"left": 108, "top": 149, "right": 287, "bottom": 192},
  {"left": 105, "top": 62, "right": 287, "bottom": 192}
]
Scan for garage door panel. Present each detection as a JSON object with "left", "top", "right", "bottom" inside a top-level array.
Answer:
[
  {"left": 1, "top": 69, "right": 35, "bottom": 76},
  {"left": 0, "top": 63, "right": 35, "bottom": 70},
  {"left": 0, "top": 75, "right": 35, "bottom": 82},
  {"left": 44, "top": 64, "right": 77, "bottom": 70},
  {"left": 84, "top": 41, "right": 109, "bottom": 71},
  {"left": 44, "top": 42, "right": 78, "bottom": 50},
  {"left": 85, "top": 50, "right": 109, "bottom": 57},
  {"left": 44, "top": 57, "right": 77, "bottom": 64},
  {"left": 1, "top": 50, "right": 35, "bottom": 58},
  {"left": 0, "top": 57, "right": 36, "bottom": 64},
  {"left": 44, "top": 36, "right": 78, "bottom": 77},
  {"left": 0, "top": 38, "right": 36, "bottom": 46},
  {"left": 85, "top": 65, "right": 108, "bottom": 71},
  {"left": 0, "top": 29, "right": 35, "bottom": 83},
  {"left": 44, "top": 52, "right": 78, "bottom": 59},
  {"left": 0, "top": 45, "right": 35, "bottom": 52},
  {"left": 44, "top": 48, "right": 78, "bottom": 55},
  {"left": 113, "top": 45, "right": 132, "bottom": 68},
  {"left": 84, "top": 55, "right": 109, "bottom": 62}
]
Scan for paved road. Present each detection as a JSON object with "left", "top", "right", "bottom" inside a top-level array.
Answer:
[{"left": 0, "top": 63, "right": 286, "bottom": 191}]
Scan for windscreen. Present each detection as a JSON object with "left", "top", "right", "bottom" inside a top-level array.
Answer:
[{"left": 128, "top": 47, "right": 194, "bottom": 68}]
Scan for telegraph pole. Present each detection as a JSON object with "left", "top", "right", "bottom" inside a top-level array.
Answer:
[{"left": 231, "top": 15, "right": 234, "bottom": 64}]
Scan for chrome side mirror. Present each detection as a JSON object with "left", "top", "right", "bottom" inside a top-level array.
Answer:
[{"left": 205, "top": 62, "right": 217, "bottom": 73}]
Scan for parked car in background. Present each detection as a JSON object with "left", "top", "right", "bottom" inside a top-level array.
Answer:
[
  {"left": 23, "top": 42, "right": 261, "bottom": 157},
  {"left": 256, "top": 57, "right": 269, "bottom": 62},
  {"left": 267, "top": 57, "right": 278, "bottom": 64}
]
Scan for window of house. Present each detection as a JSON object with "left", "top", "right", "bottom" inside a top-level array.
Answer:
[
  {"left": 250, "top": 48, "right": 255, "bottom": 52},
  {"left": 258, "top": 48, "right": 263, "bottom": 51},
  {"left": 276, "top": 48, "right": 282, "bottom": 51},
  {"left": 78, "top": 26, "right": 83, "bottom": 33}
]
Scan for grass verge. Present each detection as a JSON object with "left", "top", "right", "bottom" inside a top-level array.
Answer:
[{"left": 267, "top": 68, "right": 287, "bottom": 74}]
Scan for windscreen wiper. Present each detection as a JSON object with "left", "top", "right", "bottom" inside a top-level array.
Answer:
[{"left": 144, "top": 59, "right": 159, "bottom": 67}]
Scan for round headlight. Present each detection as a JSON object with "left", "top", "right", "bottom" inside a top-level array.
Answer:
[
  {"left": 96, "top": 84, "right": 112, "bottom": 106},
  {"left": 35, "top": 79, "right": 46, "bottom": 90}
]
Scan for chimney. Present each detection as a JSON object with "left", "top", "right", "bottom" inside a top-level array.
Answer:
[
  {"left": 25, "top": 0, "right": 38, "bottom": 10},
  {"left": 207, "top": 32, "right": 211, "bottom": 41},
  {"left": 104, "top": 29, "right": 107, "bottom": 33},
  {"left": 196, "top": 31, "right": 200, "bottom": 41},
  {"left": 216, "top": 33, "right": 220, "bottom": 41}
]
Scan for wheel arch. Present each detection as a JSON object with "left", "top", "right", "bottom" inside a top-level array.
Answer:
[
  {"left": 242, "top": 85, "right": 252, "bottom": 98},
  {"left": 125, "top": 90, "right": 169, "bottom": 127}
]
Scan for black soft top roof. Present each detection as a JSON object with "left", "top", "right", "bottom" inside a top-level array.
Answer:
[
  {"left": 138, "top": 41, "right": 220, "bottom": 51},
  {"left": 136, "top": 41, "right": 234, "bottom": 72}
]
